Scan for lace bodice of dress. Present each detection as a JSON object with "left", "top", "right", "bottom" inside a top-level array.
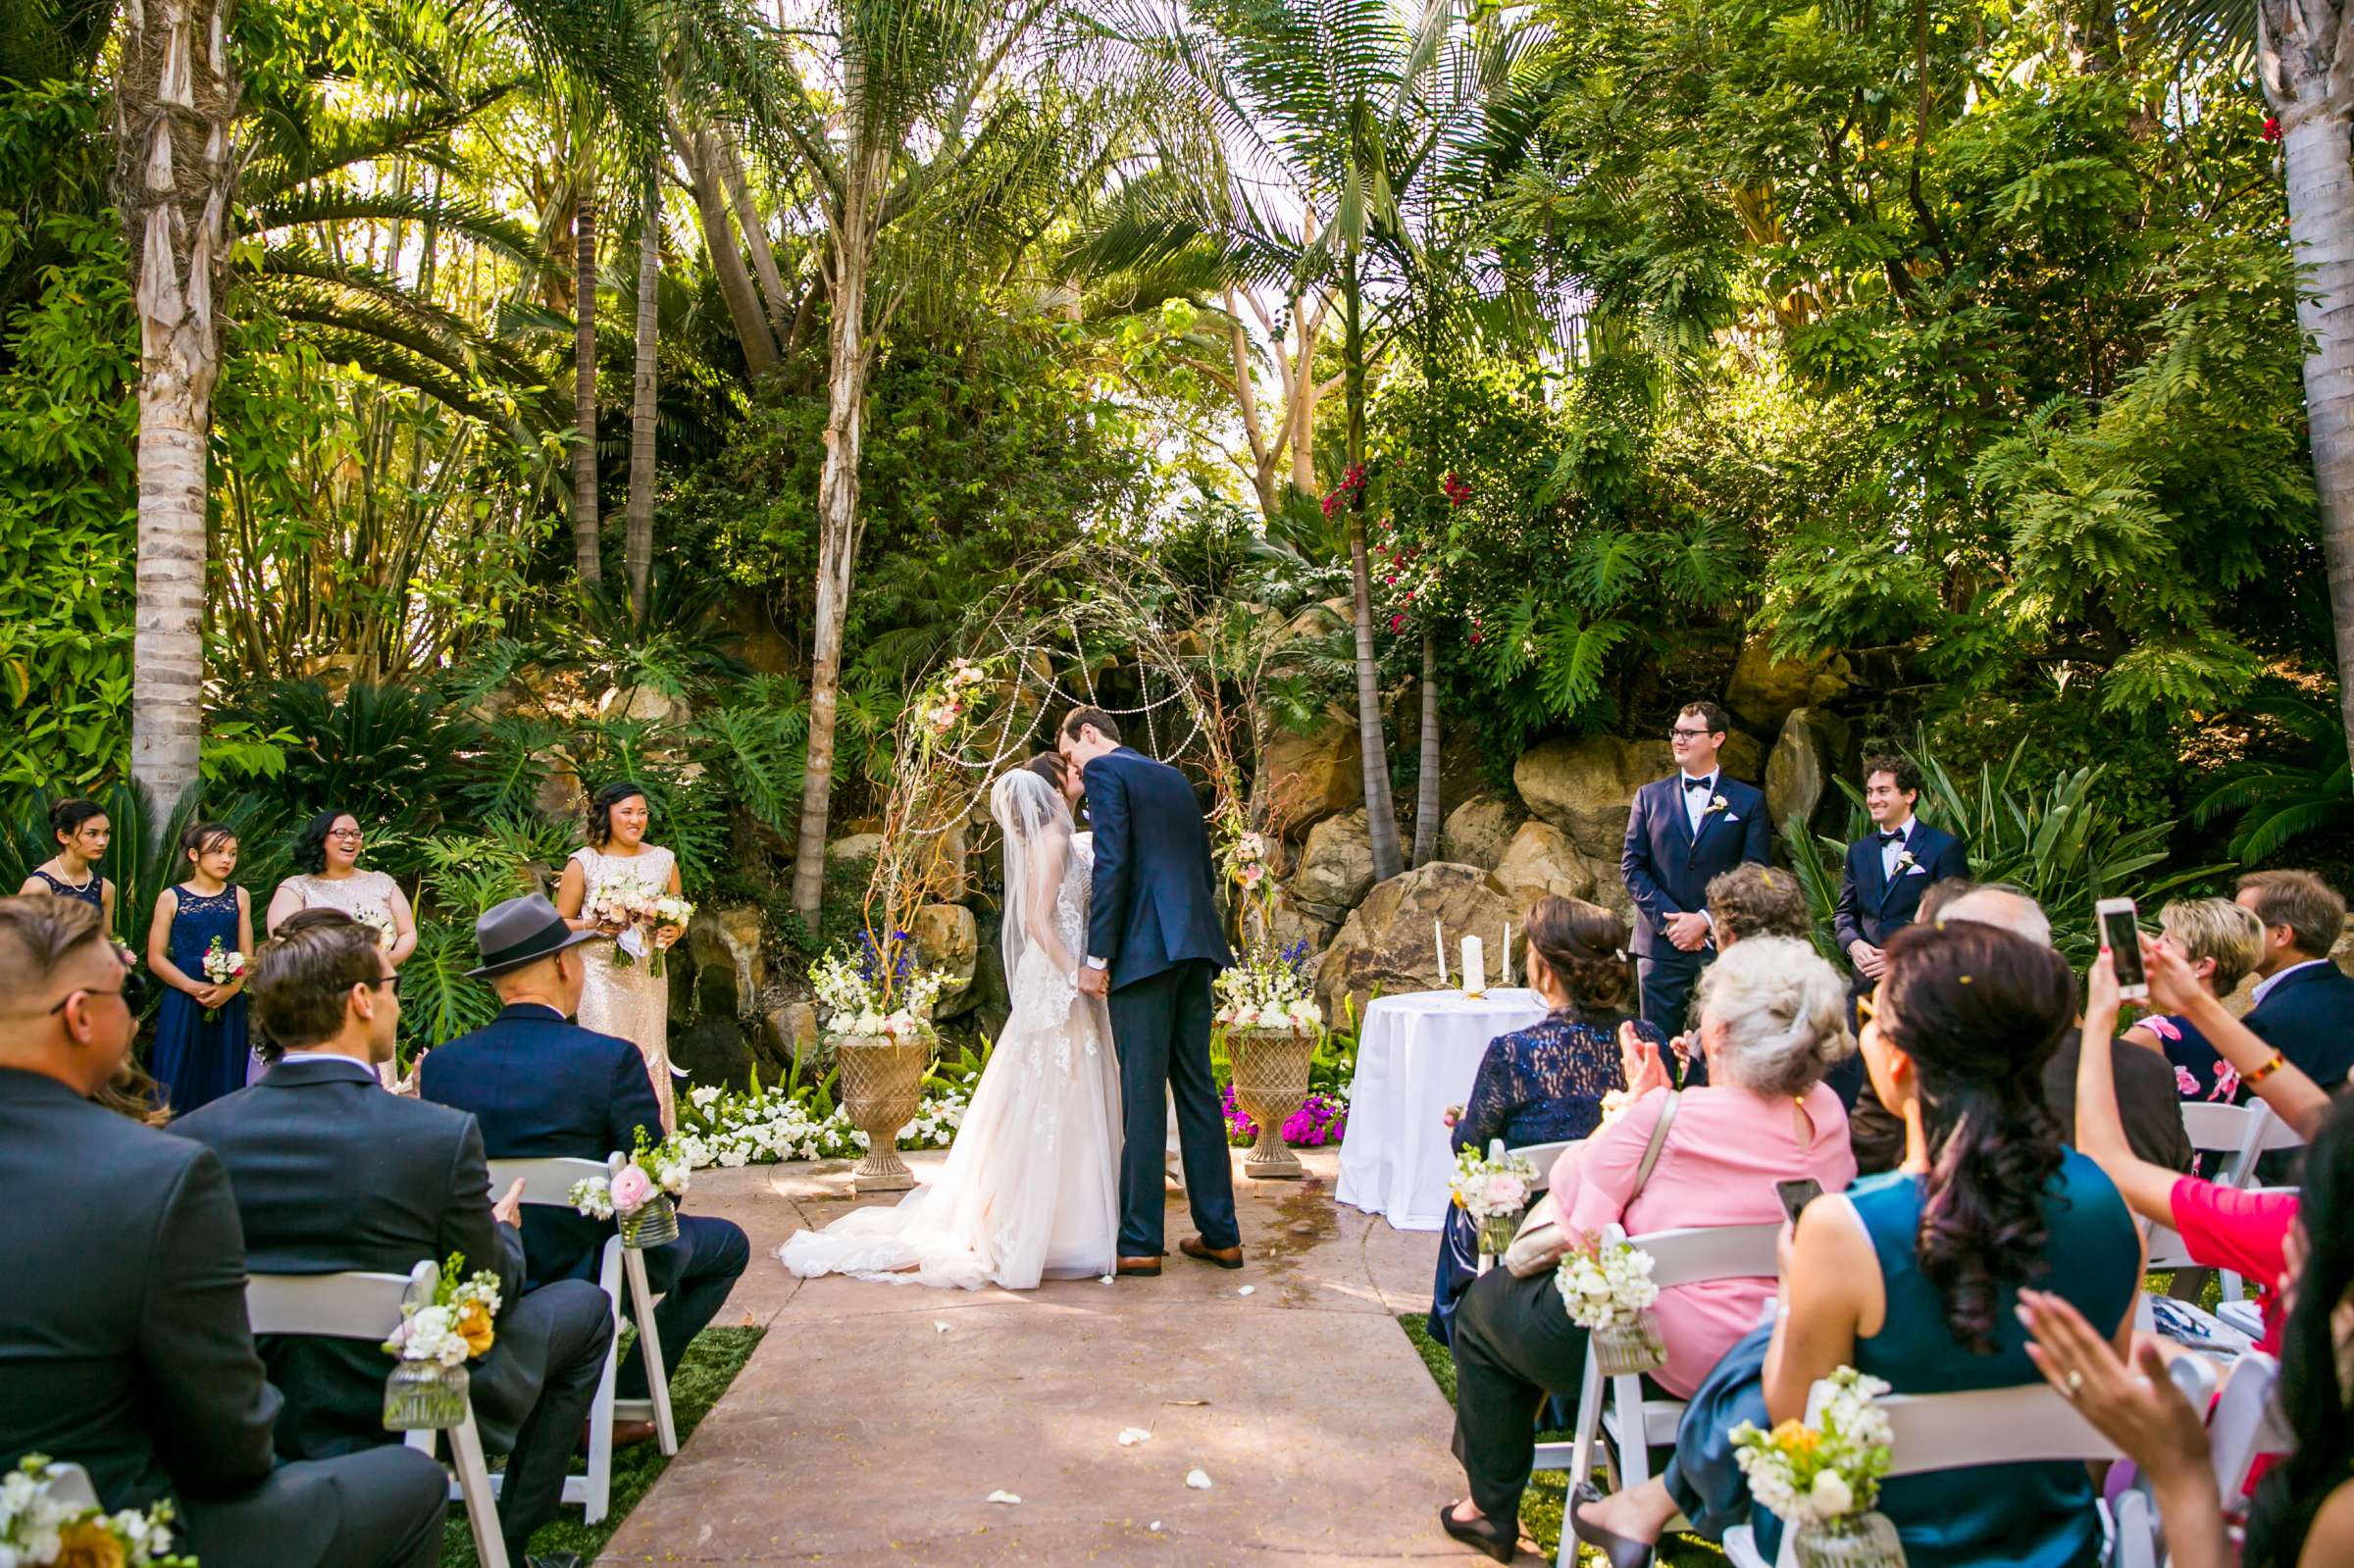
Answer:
[{"left": 1010, "top": 835, "right": 1093, "bottom": 1038}]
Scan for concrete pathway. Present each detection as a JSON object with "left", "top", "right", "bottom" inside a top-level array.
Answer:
[{"left": 594, "top": 1148, "right": 1463, "bottom": 1565}]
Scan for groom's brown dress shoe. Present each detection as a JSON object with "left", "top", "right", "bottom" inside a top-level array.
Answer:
[
  {"left": 1116, "top": 1255, "right": 1163, "bottom": 1277},
  {"left": 1179, "top": 1236, "right": 1245, "bottom": 1270}
]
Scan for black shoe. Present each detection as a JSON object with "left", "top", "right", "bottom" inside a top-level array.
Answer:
[
  {"left": 1567, "top": 1484, "right": 1656, "bottom": 1568},
  {"left": 1437, "top": 1501, "right": 1516, "bottom": 1562}
]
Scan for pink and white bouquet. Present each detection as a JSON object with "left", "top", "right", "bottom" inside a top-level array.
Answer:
[
  {"left": 356, "top": 907, "right": 396, "bottom": 950},
  {"left": 1, "top": 1454, "right": 191, "bottom": 1566},
  {"left": 1453, "top": 1139, "right": 1540, "bottom": 1262},
  {"left": 568, "top": 1130, "right": 692, "bottom": 1221},
  {"left": 200, "top": 935, "right": 245, "bottom": 1021},
  {"left": 590, "top": 877, "right": 694, "bottom": 976}
]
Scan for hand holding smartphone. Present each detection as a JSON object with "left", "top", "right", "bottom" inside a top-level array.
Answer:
[
  {"left": 2095, "top": 897, "right": 2148, "bottom": 1002},
  {"left": 1774, "top": 1178, "right": 1823, "bottom": 1226}
]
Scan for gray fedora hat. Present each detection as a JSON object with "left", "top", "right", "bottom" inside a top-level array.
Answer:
[{"left": 467, "top": 891, "right": 604, "bottom": 978}]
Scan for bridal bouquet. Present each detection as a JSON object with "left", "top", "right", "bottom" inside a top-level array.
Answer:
[
  {"left": 1732, "top": 1367, "right": 1903, "bottom": 1566},
  {"left": 570, "top": 1128, "right": 693, "bottom": 1246},
  {"left": 1213, "top": 938, "right": 1321, "bottom": 1034},
  {"left": 200, "top": 935, "right": 245, "bottom": 1021},
  {"left": 1556, "top": 1234, "right": 1667, "bottom": 1373},
  {"left": 590, "top": 877, "right": 694, "bottom": 976},
  {"left": 811, "top": 935, "right": 944, "bottom": 1043},
  {"left": 1, "top": 1454, "right": 192, "bottom": 1567},
  {"left": 1452, "top": 1139, "right": 1540, "bottom": 1263}
]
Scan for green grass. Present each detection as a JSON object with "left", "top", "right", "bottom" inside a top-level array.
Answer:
[
  {"left": 437, "top": 1326, "right": 764, "bottom": 1567},
  {"left": 1399, "top": 1313, "right": 1722, "bottom": 1567}
]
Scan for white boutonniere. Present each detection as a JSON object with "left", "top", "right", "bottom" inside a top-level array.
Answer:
[
  {"left": 1893, "top": 850, "right": 1918, "bottom": 875},
  {"left": 1706, "top": 793, "right": 1729, "bottom": 815}
]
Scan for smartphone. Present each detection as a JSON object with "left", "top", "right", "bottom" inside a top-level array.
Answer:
[
  {"left": 2096, "top": 896, "right": 2149, "bottom": 1001},
  {"left": 1775, "top": 1178, "right": 1823, "bottom": 1226}
]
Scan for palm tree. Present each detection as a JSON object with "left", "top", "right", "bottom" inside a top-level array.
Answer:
[{"left": 626, "top": 170, "right": 661, "bottom": 615}]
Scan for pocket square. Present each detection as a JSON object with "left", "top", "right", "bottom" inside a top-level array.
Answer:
[{"left": 1723, "top": 813, "right": 1741, "bottom": 824}]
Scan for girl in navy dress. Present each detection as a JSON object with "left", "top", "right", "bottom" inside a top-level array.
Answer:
[
  {"left": 144, "top": 821, "right": 254, "bottom": 1115},
  {"left": 18, "top": 796, "right": 116, "bottom": 931}
]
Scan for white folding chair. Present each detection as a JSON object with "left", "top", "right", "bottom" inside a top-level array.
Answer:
[
  {"left": 2144, "top": 1181, "right": 2299, "bottom": 1306},
  {"left": 1510, "top": 1139, "right": 1582, "bottom": 1190},
  {"left": 487, "top": 1156, "right": 678, "bottom": 1525},
  {"left": 36, "top": 1461, "right": 99, "bottom": 1510},
  {"left": 2180, "top": 1100, "right": 2303, "bottom": 1193},
  {"left": 1721, "top": 1382, "right": 2125, "bottom": 1568},
  {"left": 2206, "top": 1352, "right": 2286, "bottom": 1503},
  {"left": 1532, "top": 1220, "right": 1784, "bottom": 1567},
  {"left": 245, "top": 1262, "right": 508, "bottom": 1568}
]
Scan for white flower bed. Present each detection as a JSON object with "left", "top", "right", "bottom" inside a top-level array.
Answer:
[{"left": 677, "top": 1079, "right": 969, "bottom": 1168}]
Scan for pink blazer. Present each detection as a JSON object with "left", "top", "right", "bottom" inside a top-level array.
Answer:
[{"left": 1547, "top": 1082, "right": 1856, "bottom": 1396}]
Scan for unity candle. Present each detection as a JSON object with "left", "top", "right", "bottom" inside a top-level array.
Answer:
[{"left": 1460, "top": 935, "right": 1485, "bottom": 996}]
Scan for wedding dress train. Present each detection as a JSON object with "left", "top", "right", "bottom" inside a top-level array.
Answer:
[{"left": 779, "top": 778, "right": 1121, "bottom": 1290}]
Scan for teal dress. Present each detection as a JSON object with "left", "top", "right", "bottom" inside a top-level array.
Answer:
[{"left": 1666, "top": 1149, "right": 2139, "bottom": 1567}]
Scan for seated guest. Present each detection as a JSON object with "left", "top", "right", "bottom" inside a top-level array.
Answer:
[
  {"left": 1848, "top": 882, "right": 2191, "bottom": 1176},
  {"left": 2119, "top": 896, "right": 2268, "bottom": 1100},
  {"left": 423, "top": 893, "right": 748, "bottom": 1417},
  {"left": 2234, "top": 869, "right": 2354, "bottom": 1089},
  {"left": 1439, "top": 936, "right": 1857, "bottom": 1562},
  {"left": 173, "top": 911, "right": 612, "bottom": 1568},
  {"left": 1572, "top": 920, "right": 2142, "bottom": 1568},
  {"left": 1428, "top": 897, "right": 1653, "bottom": 1348},
  {"left": 0, "top": 895, "right": 446, "bottom": 1568},
  {"left": 2022, "top": 1097, "right": 2354, "bottom": 1568},
  {"left": 1705, "top": 863, "right": 1814, "bottom": 947}
]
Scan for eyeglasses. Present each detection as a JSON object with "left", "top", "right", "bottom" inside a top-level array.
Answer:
[
  {"left": 367, "top": 974, "right": 402, "bottom": 997},
  {"left": 47, "top": 970, "right": 147, "bottom": 1014},
  {"left": 1669, "top": 728, "right": 1715, "bottom": 740},
  {"left": 327, "top": 827, "right": 364, "bottom": 840}
]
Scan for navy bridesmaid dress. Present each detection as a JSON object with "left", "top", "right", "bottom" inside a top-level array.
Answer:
[{"left": 149, "top": 885, "right": 250, "bottom": 1115}]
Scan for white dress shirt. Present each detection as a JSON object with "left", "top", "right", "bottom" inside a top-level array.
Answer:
[
  {"left": 2250, "top": 957, "right": 2331, "bottom": 1009},
  {"left": 1679, "top": 770, "right": 1718, "bottom": 836},
  {"left": 1878, "top": 814, "right": 1917, "bottom": 882}
]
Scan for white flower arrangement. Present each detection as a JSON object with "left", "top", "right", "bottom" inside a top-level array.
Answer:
[
  {"left": 588, "top": 876, "right": 694, "bottom": 976},
  {"left": 1, "top": 1454, "right": 190, "bottom": 1566},
  {"left": 1451, "top": 1139, "right": 1540, "bottom": 1223},
  {"left": 383, "top": 1254, "right": 502, "bottom": 1367},
  {"left": 809, "top": 941, "right": 945, "bottom": 1043},
  {"left": 200, "top": 935, "right": 246, "bottom": 1020},
  {"left": 1731, "top": 1366, "right": 1896, "bottom": 1528},
  {"left": 568, "top": 1129, "right": 693, "bottom": 1219},
  {"left": 1554, "top": 1236, "right": 1662, "bottom": 1332},
  {"left": 675, "top": 1078, "right": 967, "bottom": 1167},
  {"left": 1213, "top": 940, "right": 1321, "bottom": 1034}
]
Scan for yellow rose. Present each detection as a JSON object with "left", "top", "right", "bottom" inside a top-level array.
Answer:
[
  {"left": 456, "top": 1300, "right": 495, "bottom": 1356},
  {"left": 53, "top": 1520, "right": 129, "bottom": 1568}
]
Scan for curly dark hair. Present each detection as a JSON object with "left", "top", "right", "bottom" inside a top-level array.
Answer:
[
  {"left": 48, "top": 796, "right": 107, "bottom": 841},
  {"left": 2245, "top": 1099, "right": 2354, "bottom": 1568},
  {"left": 1523, "top": 895, "right": 1636, "bottom": 1018},
  {"left": 586, "top": 781, "right": 650, "bottom": 848},
  {"left": 1705, "top": 864, "right": 1813, "bottom": 944},
  {"left": 290, "top": 808, "right": 355, "bottom": 875},
  {"left": 1875, "top": 920, "right": 2073, "bottom": 1355},
  {"left": 1861, "top": 753, "right": 1923, "bottom": 797}
]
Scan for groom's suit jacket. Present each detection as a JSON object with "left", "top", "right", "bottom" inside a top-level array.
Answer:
[
  {"left": 1082, "top": 745, "right": 1232, "bottom": 990},
  {"left": 1831, "top": 820, "right": 1969, "bottom": 962},
  {"left": 1619, "top": 772, "right": 1770, "bottom": 957}
]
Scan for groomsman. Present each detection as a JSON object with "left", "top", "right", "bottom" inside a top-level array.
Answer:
[
  {"left": 1619, "top": 700, "right": 1769, "bottom": 1065},
  {"left": 1833, "top": 754, "right": 1970, "bottom": 989}
]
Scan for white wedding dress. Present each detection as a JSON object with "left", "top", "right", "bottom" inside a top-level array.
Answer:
[{"left": 778, "top": 772, "right": 1123, "bottom": 1290}]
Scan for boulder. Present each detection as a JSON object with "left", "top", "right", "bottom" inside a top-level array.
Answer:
[
  {"left": 766, "top": 1001, "right": 820, "bottom": 1074},
  {"left": 1292, "top": 808, "right": 1375, "bottom": 916},
  {"left": 685, "top": 904, "right": 766, "bottom": 1019},
  {"left": 671, "top": 1016, "right": 757, "bottom": 1091},
  {"left": 532, "top": 747, "right": 585, "bottom": 824},
  {"left": 1720, "top": 729, "right": 1765, "bottom": 784},
  {"left": 1725, "top": 639, "right": 1852, "bottom": 732},
  {"left": 1262, "top": 888, "right": 1341, "bottom": 965},
  {"left": 913, "top": 903, "right": 981, "bottom": 1018},
  {"left": 1440, "top": 795, "right": 1522, "bottom": 872},
  {"left": 1259, "top": 706, "right": 1363, "bottom": 835},
  {"left": 597, "top": 683, "right": 690, "bottom": 727},
  {"left": 1489, "top": 820, "right": 1622, "bottom": 924},
  {"left": 1514, "top": 736, "right": 1671, "bottom": 858},
  {"left": 828, "top": 833, "right": 884, "bottom": 866},
  {"left": 1314, "top": 862, "right": 1521, "bottom": 1025}
]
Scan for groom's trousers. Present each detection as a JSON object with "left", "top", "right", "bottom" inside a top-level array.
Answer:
[{"left": 1108, "top": 958, "right": 1240, "bottom": 1257}]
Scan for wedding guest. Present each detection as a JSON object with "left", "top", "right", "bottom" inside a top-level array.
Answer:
[
  {"left": 1441, "top": 936, "right": 1856, "bottom": 1563},
  {"left": 1571, "top": 920, "right": 2141, "bottom": 1568},
  {"left": 554, "top": 782, "right": 687, "bottom": 1133},
  {"left": 145, "top": 821, "right": 254, "bottom": 1115},
  {"left": 18, "top": 795, "right": 116, "bottom": 928},
  {"left": 2022, "top": 1099, "right": 2354, "bottom": 1568},
  {"left": 424, "top": 893, "right": 747, "bottom": 1429},
  {"left": 172, "top": 911, "right": 612, "bottom": 1568},
  {"left": 1618, "top": 700, "right": 1768, "bottom": 1060},
  {"left": 1704, "top": 863, "right": 1813, "bottom": 946},
  {"left": 0, "top": 895, "right": 447, "bottom": 1568},
  {"left": 1426, "top": 896, "right": 1652, "bottom": 1348},
  {"left": 268, "top": 810, "right": 417, "bottom": 1088},
  {"left": 2119, "top": 896, "right": 2268, "bottom": 1100},
  {"left": 2234, "top": 869, "right": 2354, "bottom": 1089},
  {"left": 1833, "top": 754, "right": 1969, "bottom": 999}
]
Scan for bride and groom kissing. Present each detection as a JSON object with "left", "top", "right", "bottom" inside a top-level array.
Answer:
[{"left": 780, "top": 708, "right": 1247, "bottom": 1290}]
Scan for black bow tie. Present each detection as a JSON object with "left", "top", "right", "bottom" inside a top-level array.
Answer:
[
  {"left": 1878, "top": 829, "right": 1907, "bottom": 844},
  {"left": 1683, "top": 777, "right": 1714, "bottom": 792}
]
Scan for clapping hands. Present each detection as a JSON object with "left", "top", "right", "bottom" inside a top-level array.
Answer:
[{"left": 1616, "top": 1021, "right": 1674, "bottom": 1095}]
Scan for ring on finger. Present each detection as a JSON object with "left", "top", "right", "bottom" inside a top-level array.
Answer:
[{"left": 2062, "top": 1369, "right": 2084, "bottom": 1398}]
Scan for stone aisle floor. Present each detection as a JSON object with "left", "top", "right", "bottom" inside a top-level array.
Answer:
[{"left": 594, "top": 1147, "right": 1464, "bottom": 1566}]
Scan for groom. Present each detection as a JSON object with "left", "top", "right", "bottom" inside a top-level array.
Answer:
[{"left": 1061, "top": 708, "right": 1245, "bottom": 1278}]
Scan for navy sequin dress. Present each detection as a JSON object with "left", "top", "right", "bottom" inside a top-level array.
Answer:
[
  {"left": 1426, "top": 1010, "right": 1654, "bottom": 1347},
  {"left": 149, "top": 885, "right": 250, "bottom": 1115}
]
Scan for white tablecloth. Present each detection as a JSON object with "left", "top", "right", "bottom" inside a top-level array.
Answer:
[{"left": 1335, "top": 987, "right": 1551, "bottom": 1231}]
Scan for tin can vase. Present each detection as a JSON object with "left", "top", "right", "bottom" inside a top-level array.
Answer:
[
  {"left": 1591, "top": 1308, "right": 1669, "bottom": 1376},
  {"left": 1225, "top": 1027, "right": 1313, "bottom": 1179},
  {"left": 618, "top": 1191, "right": 679, "bottom": 1249},
  {"left": 1793, "top": 1510, "right": 1906, "bottom": 1568},
  {"left": 1476, "top": 1211, "right": 1521, "bottom": 1272},
  {"left": 383, "top": 1360, "right": 469, "bottom": 1432},
  {"left": 835, "top": 1032, "right": 928, "bottom": 1193}
]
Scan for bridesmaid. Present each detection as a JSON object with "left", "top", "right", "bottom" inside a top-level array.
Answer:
[
  {"left": 145, "top": 821, "right": 253, "bottom": 1115},
  {"left": 266, "top": 807, "right": 416, "bottom": 1088},
  {"left": 555, "top": 781, "right": 686, "bottom": 1133},
  {"left": 19, "top": 797, "right": 117, "bottom": 930}
]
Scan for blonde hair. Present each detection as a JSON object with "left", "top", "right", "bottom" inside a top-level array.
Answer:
[
  {"left": 2158, "top": 897, "right": 2267, "bottom": 994},
  {"left": 1694, "top": 936, "right": 1855, "bottom": 1097}
]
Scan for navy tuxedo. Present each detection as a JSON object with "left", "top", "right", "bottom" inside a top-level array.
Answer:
[
  {"left": 1081, "top": 744, "right": 1240, "bottom": 1256},
  {"left": 1832, "top": 821, "right": 1970, "bottom": 960},
  {"left": 422, "top": 1003, "right": 748, "bottom": 1400},
  {"left": 1619, "top": 771, "right": 1770, "bottom": 1046},
  {"left": 2243, "top": 959, "right": 2354, "bottom": 1089}
]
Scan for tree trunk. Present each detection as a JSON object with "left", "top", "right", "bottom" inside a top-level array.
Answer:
[
  {"left": 2261, "top": 4, "right": 2354, "bottom": 760},
  {"left": 625, "top": 175, "right": 660, "bottom": 617},
  {"left": 122, "top": 0, "right": 240, "bottom": 820},
  {"left": 683, "top": 125, "right": 780, "bottom": 376},
  {"left": 715, "top": 128, "right": 794, "bottom": 347},
  {"left": 1412, "top": 626, "right": 1440, "bottom": 866},
  {"left": 789, "top": 151, "right": 885, "bottom": 922},
  {"left": 573, "top": 189, "right": 601, "bottom": 583},
  {"left": 1343, "top": 262, "right": 1404, "bottom": 881}
]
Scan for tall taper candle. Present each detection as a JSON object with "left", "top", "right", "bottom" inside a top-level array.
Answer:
[{"left": 1434, "top": 918, "right": 1449, "bottom": 987}]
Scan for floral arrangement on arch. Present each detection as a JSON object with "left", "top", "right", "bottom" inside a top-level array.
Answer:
[
  {"left": 382, "top": 1252, "right": 503, "bottom": 1367},
  {"left": 811, "top": 931, "right": 947, "bottom": 1043},
  {"left": 1731, "top": 1366, "right": 1897, "bottom": 1529},
  {"left": 0, "top": 1454, "right": 192, "bottom": 1566}
]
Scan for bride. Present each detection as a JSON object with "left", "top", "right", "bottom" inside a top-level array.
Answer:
[{"left": 779, "top": 754, "right": 1122, "bottom": 1290}]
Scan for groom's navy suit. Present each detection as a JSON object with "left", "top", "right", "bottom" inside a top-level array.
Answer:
[
  {"left": 1082, "top": 744, "right": 1242, "bottom": 1257},
  {"left": 1828, "top": 818, "right": 1968, "bottom": 1103},
  {"left": 1620, "top": 768, "right": 1769, "bottom": 1071}
]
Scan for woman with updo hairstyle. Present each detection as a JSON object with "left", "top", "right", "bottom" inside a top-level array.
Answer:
[
  {"left": 1426, "top": 897, "right": 1656, "bottom": 1348},
  {"left": 1568, "top": 919, "right": 2142, "bottom": 1568},
  {"left": 555, "top": 780, "right": 688, "bottom": 1132},
  {"left": 19, "top": 796, "right": 116, "bottom": 928}
]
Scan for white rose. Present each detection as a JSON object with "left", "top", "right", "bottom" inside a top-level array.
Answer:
[{"left": 1809, "top": 1470, "right": 1854, "bottom": 1518}]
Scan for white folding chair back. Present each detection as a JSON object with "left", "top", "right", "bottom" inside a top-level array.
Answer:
[
  {"left": 1722, "top": 1383, "right": 2124, "bottom": 1568},
  {"left": 245, "top": 1263, "right": 507, "bottom": 1568},
  {"left": 486, "top": 1156, "right": 679, "bottom": 1526},
  {"left": 37, "top": 1461, "right": 98, "bottom": 1511},
  {"left": 2207, "top": 1352, "right": 2285, "bottom": 1501},
  {"left": 1534, "top": 1220, "right": 1785, "bottom": 1567},
  {"left": 1509, "top": 1139, "right": 1580, "bottom": 1194},
  {"left": 2180, "top": 1101, "right": 2303, "bottom": 1193}
]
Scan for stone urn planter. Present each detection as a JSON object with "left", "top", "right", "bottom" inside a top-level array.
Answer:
[
  {"left": 834, "top": 1032, "right": 929, "bottom": 1192},
  {"left": 1225, "top": 1027, "right": 1315, "bottom": 1180}
]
